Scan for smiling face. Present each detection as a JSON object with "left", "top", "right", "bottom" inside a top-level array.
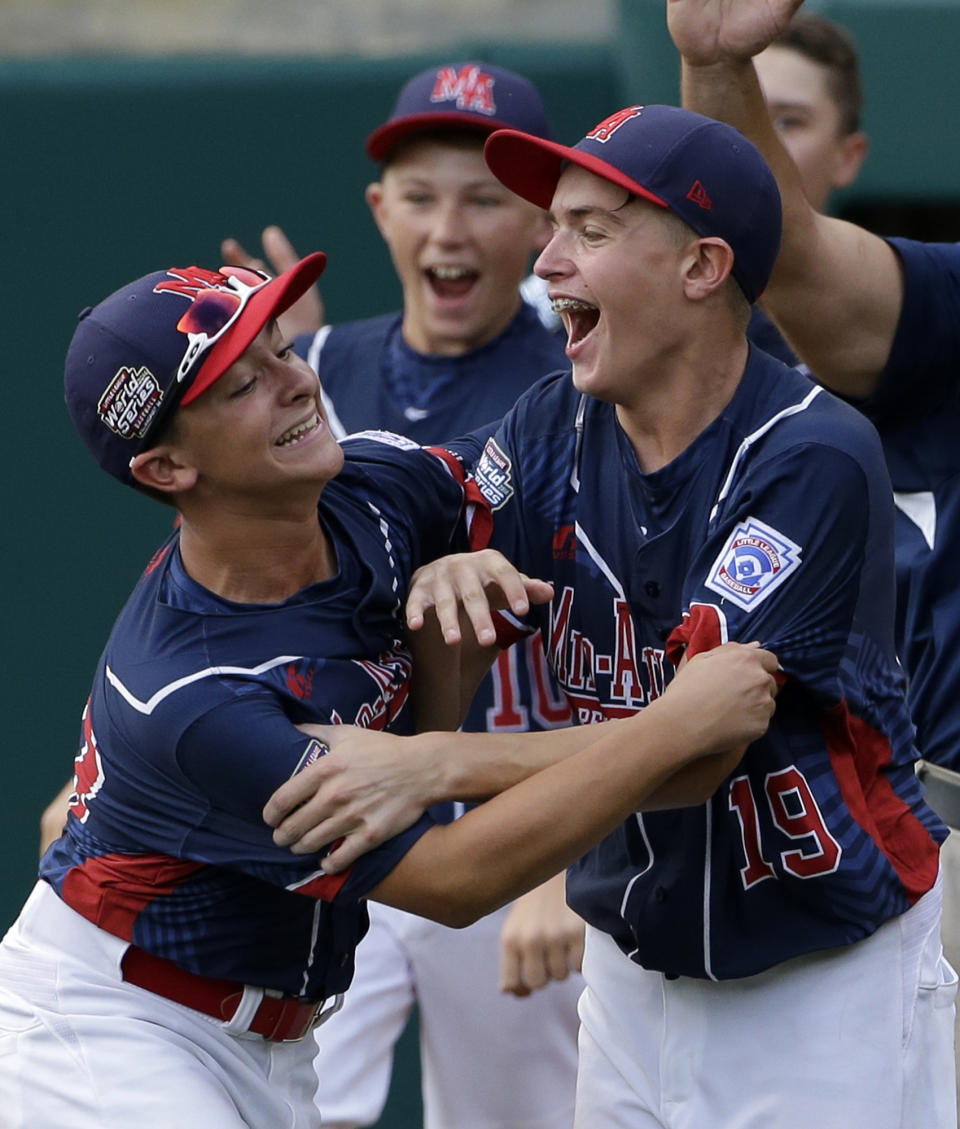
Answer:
[
  {"left": 535, "top": 165, "right": 696, "bottom": 407},
  {"left": 366, "top": 134, "right": 551, "bottom": 356},
  {"left": 169, "top": 321, "right": 344, "bottom": 505},
  {"left": 755, "top": 44, "right": 867, "bottom": 212}
]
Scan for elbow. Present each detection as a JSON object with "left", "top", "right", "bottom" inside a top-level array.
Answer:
[
  {"left": 429, "top": 903, "right": 486, "bottom": 930},
  {"left": 420, "top": 883, "right": 500, "bottom": 929},
  {"left": 408, "top": 868, "right": 505, "bottom": 929}
]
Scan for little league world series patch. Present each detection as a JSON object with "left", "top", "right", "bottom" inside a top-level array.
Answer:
[
  {"left": 475, "top": 438, "right": 514, "bottom": 510},
  {"left": 704, "top": 516, "right": 802, "bottom": 612}
]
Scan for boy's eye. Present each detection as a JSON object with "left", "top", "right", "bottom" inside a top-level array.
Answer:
[{"left": 230, "top": 378, "right": 256, "bottom": 398}]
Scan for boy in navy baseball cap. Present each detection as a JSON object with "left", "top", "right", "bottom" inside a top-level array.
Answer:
[
  {"left": 365, "top": 60, "right": 554, "bottom": 162},
  {"left": 485, "top": 103, "right": 781, "bottom": 303},
  {"left": 64, "top": 254, "right": 327, "bottom": 488},
  {"left": 249, "top": 96, "right": 946, "bottom": 1129}
]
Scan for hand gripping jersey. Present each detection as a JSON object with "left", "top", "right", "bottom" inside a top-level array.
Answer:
[
  {"left": 294, "top": 302, "right": 572, "bottom": 738},
  {"left": 40, "top": 436, "right": 480, "bottom": 1000},
  {"left": 468, "top": 349, "right": 946, "bottom": 980},
  {"left": 858, "top": 238, "right": 960, "bottom": 774}
]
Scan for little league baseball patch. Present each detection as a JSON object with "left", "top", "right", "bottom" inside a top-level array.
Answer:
[{"left": 704, "top": 516, "right": 802, "bottom": 612}]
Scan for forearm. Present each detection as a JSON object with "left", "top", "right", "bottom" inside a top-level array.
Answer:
[
  {"left": 270, "top": 642, "right": 777, "bottom": 867},
  {"left": 410, "top": 611, "right": 501, "bottom": 733},
  {"left": 371, "top": 694, "right": 725, "bottom": 925},
  {"left": 411, "top": 720, "right": 622, "bottom": 803}
]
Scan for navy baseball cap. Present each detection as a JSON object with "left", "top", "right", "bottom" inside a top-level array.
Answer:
[
  {"left": 484, "top": 104, "right": 781, "bottom": 303},
  {"left": 64, "top": 253, "right": 327, "bottom": 486},
  {"left": 366, "top": 61, "right": 554, "bottom": 162}
]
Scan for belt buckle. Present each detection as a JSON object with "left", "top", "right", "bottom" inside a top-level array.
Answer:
[{"left": 275, "top": 992, "right": 344, "bottom": 1042}]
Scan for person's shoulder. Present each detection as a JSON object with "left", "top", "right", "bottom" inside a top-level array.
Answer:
[
  {"left": 337, "top": 429, "right": 468, "bottom": 495},
  {"left": 744, "top": 352, "right": 884, "bottom": 467},
  {"left": 293, "top": 311, "right": 400, "bottom": 362},
  {"left": 340, "top": 428, "right": 422, "bottom": 460},
  {"left": 503, "top": 369, "right": 582, "bottom": 434},
  {"left": 325, "top": 311, "right": 400, "bottom": 343}
]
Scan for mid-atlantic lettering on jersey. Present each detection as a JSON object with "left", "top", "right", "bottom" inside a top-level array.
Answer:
[
  {"left": 470, "top": 351, "right": 946, "bottom": 980},
  {"left": 40, "top": 436, "right": 477, "bottom": 1000},
  {"left": 294, "top": 301, "right": 572, "bottom": 738}
]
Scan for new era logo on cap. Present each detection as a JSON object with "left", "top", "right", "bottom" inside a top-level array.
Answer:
[{"left": 686, "top": 181, "right": 713, "bottom": 210}]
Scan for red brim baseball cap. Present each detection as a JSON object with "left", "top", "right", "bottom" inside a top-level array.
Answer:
[
  {"left": 484, "top": 104, "right": 781, "bottom": 303},
  {"left": 366, "top": 60, "right": 554, "bottom": 162},
  {"left": 180, "top": 252, "right": 327, "bottom": 405},
  {"left": 65, "top": 252, "right": 327, "bottom": 486}
]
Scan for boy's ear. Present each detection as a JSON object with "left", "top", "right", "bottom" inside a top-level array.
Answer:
[
  {"left": 130, "top": 446, "right": 198, "bottom": 495},
  {"left": 682, "top": 237, "right": 736, "bottom": 301},
  {"left": 365, "top": 182, "right": 386, "bottom": 236},
  {"left": 833, "top": 130, "right": 869, "bottom": 190}
]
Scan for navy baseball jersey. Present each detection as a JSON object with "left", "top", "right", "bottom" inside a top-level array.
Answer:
[
  {"left": 40, "top": 436, "right": 479, "bottom": 1000},
  {"left": 747, "top": 305, "right": 798, "bottom": 366},
  {"left": 856, "top": 238, "right": 960, "bottom": 774},
  {"left": 294, "top": 301, "right": 572, "bottom": 737},
  {"left": 465, "top": 349, "right": 946, "bottom": 980}
]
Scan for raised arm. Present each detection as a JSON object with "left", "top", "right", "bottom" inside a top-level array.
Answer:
[{"left": 668, "top": 0, "right": 903, "bottom": 396}]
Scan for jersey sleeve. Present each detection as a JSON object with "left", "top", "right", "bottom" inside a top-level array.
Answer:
[
  {"left": 340, "top": 431, "right": 488, "bottom": 561},
  {"left": 467, "top": 400, "right": 553, "bottom": 645},
  {"left": 866, "top": 238, "right": 960, "bottom": 421},
  {"left": 177, "top": 695, "right": 435, "bottom": 903},
  {"left": 667, "top": 439, "right": 883, "bottom": 704}
]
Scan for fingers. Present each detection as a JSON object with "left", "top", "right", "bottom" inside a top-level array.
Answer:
[
  {"left": 220, "top": 237, "right": 267, "bottom": 272},
  {"left": 405, "top": 551, "right": 554, "bottom": 646},
  {"left": 320, "top": 833, "right": 373, "bottom": 874},
  {"left": 261, "top": 225, "right": 326, "bottom": 335},
  {"left": 497, "top": 875, "right": 584, "bottom": 997},
  {"left": 499, "top": 941, "right": 532, "bottom": 998},
  {"left": 262, "top": 769, "right": 322, "bottom": 830},
  {"left": 220, "top": 228, "right": 296, "bottom": 275},
  {"left": 264, "top": 752, "right": 364, "bottom": 856},
  {"left": 666, "top": 640, "right": 781, "bottom": 754},
  {"left": 261, "top": 225, "right": 300, "bottom": 274},
  {"left": 522, "top": 577, "right": 556, "bottom": 608},
  {"left": 499, "top": 925, "right": 584, "bottom": 997}
]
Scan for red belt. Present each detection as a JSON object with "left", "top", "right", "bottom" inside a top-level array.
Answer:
[{"left": 121, "top": 945, "right": 329, "bottom": 1042}]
